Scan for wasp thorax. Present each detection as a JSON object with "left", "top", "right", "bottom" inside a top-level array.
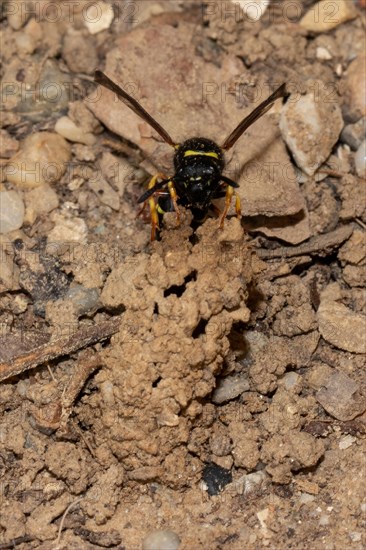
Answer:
[{"left": 174, "top": 137, "right": 225, "bottom": 171}]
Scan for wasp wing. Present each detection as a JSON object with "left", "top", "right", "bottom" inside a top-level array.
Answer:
[
  {"left": 221, "top": 83, "right": 288, "bottom": 151},
  {"left": 95, "top": 70, "right": 176, "bottom": 148}
]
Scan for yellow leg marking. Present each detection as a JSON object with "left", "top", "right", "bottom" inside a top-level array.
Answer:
[
  {"left": 138, "top": 173, "right": 175, "bottom": 240},
  {"left": 235, "top": 193, "right": 241, "bottom": 218},
  {"left": 148, "top": 194, "right": 160, "bottom": 241},
  {"left": 168, "top": 180, "right": 180, "bottom": 225},
  {"left": 219, "top": 185, "right": 234, "bottom": 228},
  {"left": 148, "top": 174, "right": 159, "bottom": 190}
]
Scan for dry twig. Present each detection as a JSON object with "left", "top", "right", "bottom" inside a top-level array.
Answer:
[
  {"left": 0, "top": 318, "right": 120, "bottom": 383},
  {"left": 256, "top": 225, "right": 353, "bottom": 260}
]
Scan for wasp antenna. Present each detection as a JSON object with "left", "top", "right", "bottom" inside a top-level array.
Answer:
[
  {"left": 221, "top": 83, "right": 288, "bottom": 151},
  {"left": 94, "top": 70, "right": 177, "bottom": 148}
]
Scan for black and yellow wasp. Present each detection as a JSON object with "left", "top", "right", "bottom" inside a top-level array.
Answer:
[{"left": 95, "top": 70, "right": 287, "bottom": 240}]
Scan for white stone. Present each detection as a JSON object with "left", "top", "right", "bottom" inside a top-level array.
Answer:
[
  {"left": 0, "top": 190, "right": 25, "bottom": 233},
  {"left": 338, "top": 435, "right": 356, "bottom": 450},
  {"left": 280, "top": 91, "right": 343, "bottom": 176},
  {"left": 84, "top": 1, "right": 114, "bottom": 35},
  {"left": 234, "top": 0, "right": 270, "bottom": 21},
  {"left": 55, "top": 116, "right": 96, "bottom": 146},
  {"left": 316, "top": 47, "right": 332, "bottom": 60},
  {"left": 142, "top": 530, "right": 181, "bottom": 550},
  {"left": 354, "top": 139, "right": 366, "bottom": 178},
  {"left": 300, "top": 0, "right": 357, "bottom": 32}
]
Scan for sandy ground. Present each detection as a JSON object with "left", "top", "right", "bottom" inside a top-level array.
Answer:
[{"left": 0, "top": 1, "right": 365, "bottom": 549}]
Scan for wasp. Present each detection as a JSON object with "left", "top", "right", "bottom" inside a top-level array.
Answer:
[{"left": 95, "top": 70, "right": 287, "bottom": 240}]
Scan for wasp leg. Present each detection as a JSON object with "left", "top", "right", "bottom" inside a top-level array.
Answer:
[
  {"left": 220, "top": 177, "right": 241, "bottom": 219},
  {"left": 138, "top": 172, "right": 170, "bottom": 203},
  {"left": 235, "top": 192, "right": 242, "bottom": 218},
  {"left": 144, "top": 174, "right": 162, "bottom": 241},
  {"left": 137, "top": 172, "right": 169, "bottom": 220},
  {"left": 209, "top": 203, "right": 222, "bottom": 218},
  {"left": 149, "top": 196, "right": 159, "bottom": 241},
  {"left": 167, "top": 180, "right": 180, "bottom": 225},
  {"left": 221, "top": 175, "right": 240, "bottom": 188},
  {"left": 136, "top": 200, "right": 147, "bottom": 219},
  {"left": 218, "top": 185, "right": 241, "bottom": 228}
]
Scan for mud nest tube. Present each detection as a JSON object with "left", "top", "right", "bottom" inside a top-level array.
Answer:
[{"left": 90, "top": 212, "right": 254, "bottom": 488}]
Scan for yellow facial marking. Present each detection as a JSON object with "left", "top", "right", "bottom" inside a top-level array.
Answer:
[{"left": 183, "top": 150, "right": 219, "bottom": 159}]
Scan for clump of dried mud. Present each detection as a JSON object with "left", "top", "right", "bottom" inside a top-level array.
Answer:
[{"left": 90, "top": 214, "right": 253, "bottom": 489}]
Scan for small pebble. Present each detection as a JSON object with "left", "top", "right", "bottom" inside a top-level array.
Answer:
[
  {"left": 235, "top": 0, "right": 270, "bottom": 21},
  {"left": 298, "top": 493, "right": 315, "bottom": 505},
  {"left": 233, "top": 471, "right": 267, "bottom": 496},
  {"left": 282, "top": 372, "right": 302, "bottom": 393},
  {"left": 84, "top": 1, "right": 114, "bottom": 34},
  {"left": 306, "top": 362, "right": 333, "bottom": 391},
  {"left": 338, "top": 435, "right": 356, "bottom": 450},
  {"left": 66, "top": 285, "right": 100, "bottom": 316},
  {"left": 317, "top": 300, "right": 366, "bottom": 354},
  {"left": 316, "top": 371, "right": 365, "bottom": 421},
  {"left": 62, "top": 29, "right": 98, "bottom": 74},
  {"left": 256, "top": 508, "right": 271, "bottom": 538},
  {"left": 316, "top": 47, "right": 332, "bottom": 60},
  {"left": 319, "top": 515, "right": 330, "bottom": 526},
  {"left": 24, "top": 184, "right": 59, "bottom": 225},
  {"left": 12, "top": 294, "right": 28, "bottom": 314},
  {"left": 73, "top": 144, "right": 96, "bottom": 163},
  {"left": 344, "top": 55, "right": 366, "bottom": 121},
  {"left": 300, "top": 0, "right": 357, "bottom": 32},
  {"left": 354, "top": 139, "right": 366, "bottom": 178},
  {"left": 16, "top": 61, "right": 72, "bottom": 121},
  {"left": 142, "top": 530, "right": 181, "bottom": 550},
  {"left": 212, "top": 374, "right": 250, "bottom": 404},
  {"left": 100, "top": 381, "right": 115, "bottom": 406},
  {"left": 6, "top": 132, "right": 70, "bottom": 189},
  {"left": 47, "top": 213, "right": 88, "bottom": 245},
  {"left": 349, "top": 532, "right": 362, "bottom": 542},
  {"left": 341, "top": 117, "right": 366, "bottom": 151},
  {"left": 55, "top": 116, "right": 96, "bottom": 146},
  {"left": 0, "top": 190, "right": 25, "bottom": 233},
  {"left": 17, "top": 379, "right": 30, "bottom": 397},
  {"left": 280, "top": 90, "right": 343, "bottom": 176},
  {"left": 156, "top": 411, "right": 180, "bottom": 427}
]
